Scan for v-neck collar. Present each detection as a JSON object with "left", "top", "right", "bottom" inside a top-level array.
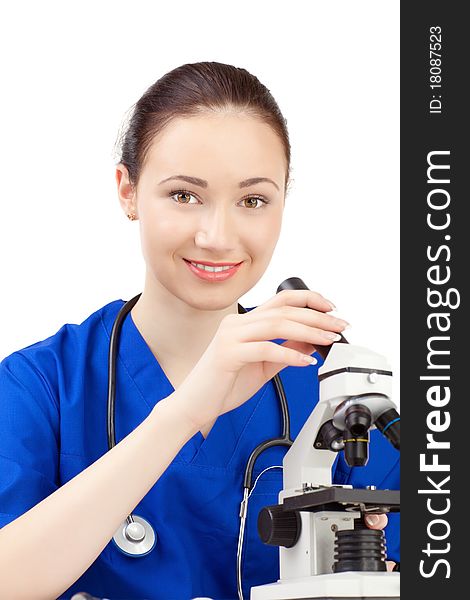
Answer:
[{"left": 100, "top": 299, "right": 271, "bottom": 468}]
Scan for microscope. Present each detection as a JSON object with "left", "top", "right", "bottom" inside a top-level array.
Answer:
[{"left": 251, "top": 278, "right": 400, "bottom": 600}]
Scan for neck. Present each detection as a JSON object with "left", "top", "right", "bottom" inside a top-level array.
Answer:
[{"left": 130, "top": 273, "right": 240, "bottom": 365}]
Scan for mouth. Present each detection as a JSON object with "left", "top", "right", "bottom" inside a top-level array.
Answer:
[{"left": 183, "top": 258, "right": 243, "bottom": 282}]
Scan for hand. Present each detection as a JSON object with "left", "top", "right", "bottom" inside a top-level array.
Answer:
[
  {"left": 172, "top": 289, "right": 349, "bottom": 430},
  {"left": 364, "top": 514, "right": 397, "bottom": 572}
]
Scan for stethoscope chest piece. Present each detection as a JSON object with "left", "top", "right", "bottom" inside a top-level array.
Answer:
[{"left": 112, "top": 514, "right": 156, "bottom": 557}]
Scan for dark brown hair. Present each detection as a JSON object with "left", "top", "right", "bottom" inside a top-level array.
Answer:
[{"left": 114, "top": 61, "right": 291, "bottom": 192}]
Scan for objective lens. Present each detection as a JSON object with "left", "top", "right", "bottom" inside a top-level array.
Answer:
[
  {"left": 375, "top": 408, "right": 400, "bottom": 450},
  {"left": 314, "top": 419, "right": 343, "bottom": 451},
  {"left": 344, "top": 404, "right": 372, "bottom": 437},
  {"left": 343, "top": 427, "right": 369, "bottom": 466}
]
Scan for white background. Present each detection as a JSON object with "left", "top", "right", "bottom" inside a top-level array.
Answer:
[{"left": 0, "top": 1, "right": 399, "bottom": 404}]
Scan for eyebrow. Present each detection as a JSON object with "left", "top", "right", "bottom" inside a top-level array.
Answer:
[{"left": 158, "top": 174, "right": 280, "bottom": 191}]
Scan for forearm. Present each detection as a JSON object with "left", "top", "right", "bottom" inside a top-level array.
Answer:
[{"left": 0, "top": 395, "right": 198, "bottom": 600}]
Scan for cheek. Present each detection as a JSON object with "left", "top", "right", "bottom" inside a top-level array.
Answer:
[
  {"left": 139, "top": 212, "right": 190, "bottom": 256},
  {"left": 248, "top": 215, "right": 282, "bottom": 256},
  {"left": 237, "top": 218, "right": 282, "bottom": 293}
]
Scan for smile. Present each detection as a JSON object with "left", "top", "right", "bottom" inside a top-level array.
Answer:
[
  {"left": 189, "top": 262, "right": 233, "bottom": 272},
  {"left": 183, "top": 259, "right": 243, "bottom": 282}
]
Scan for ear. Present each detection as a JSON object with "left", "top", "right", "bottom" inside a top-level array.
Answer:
[{"left": 116, "top": 163, "right": 137, "bottom": 218}]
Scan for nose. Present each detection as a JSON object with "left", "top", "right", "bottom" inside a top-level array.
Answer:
[{"left": 194, "top": 205, "right": 238, "bottom": 253}]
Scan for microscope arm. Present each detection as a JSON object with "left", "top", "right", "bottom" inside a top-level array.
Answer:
[
  {"left": 281, "top": 342, "right": 398, "bottom": 495},
  {"left": 251, "top": 277, "right": 401, "bottom": 598}
]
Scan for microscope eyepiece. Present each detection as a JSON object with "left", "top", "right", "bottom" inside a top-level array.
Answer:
[
  {"left": 276, "top": 277, "right": 348, "bottom": 361},
  {"left": 375, "top": 408, "right": 400, "bottom": 450}
]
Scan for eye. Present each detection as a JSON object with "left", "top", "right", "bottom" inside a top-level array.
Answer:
[
  {"left": 239, "top": 196, "right": 268, "bottom": 209},
  {"left": 168, "top": 189, "right": 269, "bottom": 209},
  {"left": 170, "top": 190, "right": 198, "bottom": 205}
]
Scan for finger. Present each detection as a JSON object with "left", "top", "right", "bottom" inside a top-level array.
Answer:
[
  {"left": 241, "top": 305, "right": 349, "bottom": 335},
  {"left": 256, "top": 289, "right": 336, "bottom": 314},
  {"left": 279, "top": 340, "right": 317, "bottom": 357},
  {"left": 230, "top": 340, "right": 318, "bottom": 378},
  {"left": 236, "top": 316, "right": 347, "bottom": 348},
  {"left": 364, "top": 514, "right": 389, "bottom": 529},
  {"left": 260, "top": 340, "right": 327, "bottom": 381},
  {"left": 386, "top": 561, "right": 396, "bottom": 572}
]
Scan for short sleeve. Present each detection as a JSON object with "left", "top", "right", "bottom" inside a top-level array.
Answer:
[{"left": 0, "top": 352, "right": 60, "bottom": 529}]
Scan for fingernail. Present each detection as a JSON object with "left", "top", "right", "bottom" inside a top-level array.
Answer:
[
  {"left": 322, "top": 332, "right": 342, "bottom": 341},
  {"left": 325, "top": 299, "right": 337, "bottom": 310},
  {"left": 301, "top": 354, "right": 318, "bottom": 364},
  {"left": 365, "top": 515, "right": 380, "bottom": 526},
  {"left": 335, "top": 319, "right": 350, "bottom": 329}
]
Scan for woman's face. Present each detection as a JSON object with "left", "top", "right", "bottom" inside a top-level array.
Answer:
[{"left": 118, "top": 111, "right": 287, "bottom": 311}]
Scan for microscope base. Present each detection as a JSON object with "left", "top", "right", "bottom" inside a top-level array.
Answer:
[{"left": 250, "top": 571, "right": 399, "bottom": 600}]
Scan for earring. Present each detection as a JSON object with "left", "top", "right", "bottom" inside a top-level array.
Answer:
[{"left": 127, "top": 212, "right": 137, "bottom": 221}]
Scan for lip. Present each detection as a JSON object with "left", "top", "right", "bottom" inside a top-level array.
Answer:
[
  {"left": 184, "top": 259, "right": 243, "bottom": 267},
  {"left": 183, "top": 258, "right": 243, "bottom": 282}
]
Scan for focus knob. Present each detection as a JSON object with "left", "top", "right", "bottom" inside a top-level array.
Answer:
[{"left": 257, "top": 504, "right": 301, "bottom": 548}]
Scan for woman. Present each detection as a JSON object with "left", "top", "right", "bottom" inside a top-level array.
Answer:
[{"left": 0, "top": 62, "right": 399, "bottom": 600}]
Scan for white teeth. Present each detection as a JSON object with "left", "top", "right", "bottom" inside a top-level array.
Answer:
[{"left": 190, "top": 262, "right": 234, "bottom": 272}]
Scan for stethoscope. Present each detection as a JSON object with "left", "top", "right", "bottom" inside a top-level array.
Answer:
[{"left": 108, "top": 279, "right": 325, "bottom": 600}]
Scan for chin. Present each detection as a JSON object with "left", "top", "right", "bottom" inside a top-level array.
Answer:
[
  {"left": 182, "top": 282, "right": 256, "bottom": 314},
  {"left": 183, "top": 293, "right": 239, "bottom": 313}
]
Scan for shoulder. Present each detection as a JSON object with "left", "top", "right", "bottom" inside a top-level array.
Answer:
[{"left": 0, "top": 299, "right": 125, "bottom": 403}]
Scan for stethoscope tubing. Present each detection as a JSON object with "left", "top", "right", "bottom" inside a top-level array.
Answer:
[
  {"left": 107, "top": 293, "right": 142, "bottom": 451},
  {"left": 236, "top": 304, "right": 293, "bottom": 489},
  {"left": 107, "top": 294, "right": 292, "bottom": 596}
]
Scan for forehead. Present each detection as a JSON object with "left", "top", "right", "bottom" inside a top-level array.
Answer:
[{"left": 142, "top": 112, "right": 286, "bottom": 184}]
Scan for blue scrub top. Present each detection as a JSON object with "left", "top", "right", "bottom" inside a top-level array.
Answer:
[{"left": 0, "top": 299, "right": 400, "bottom": 600}]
